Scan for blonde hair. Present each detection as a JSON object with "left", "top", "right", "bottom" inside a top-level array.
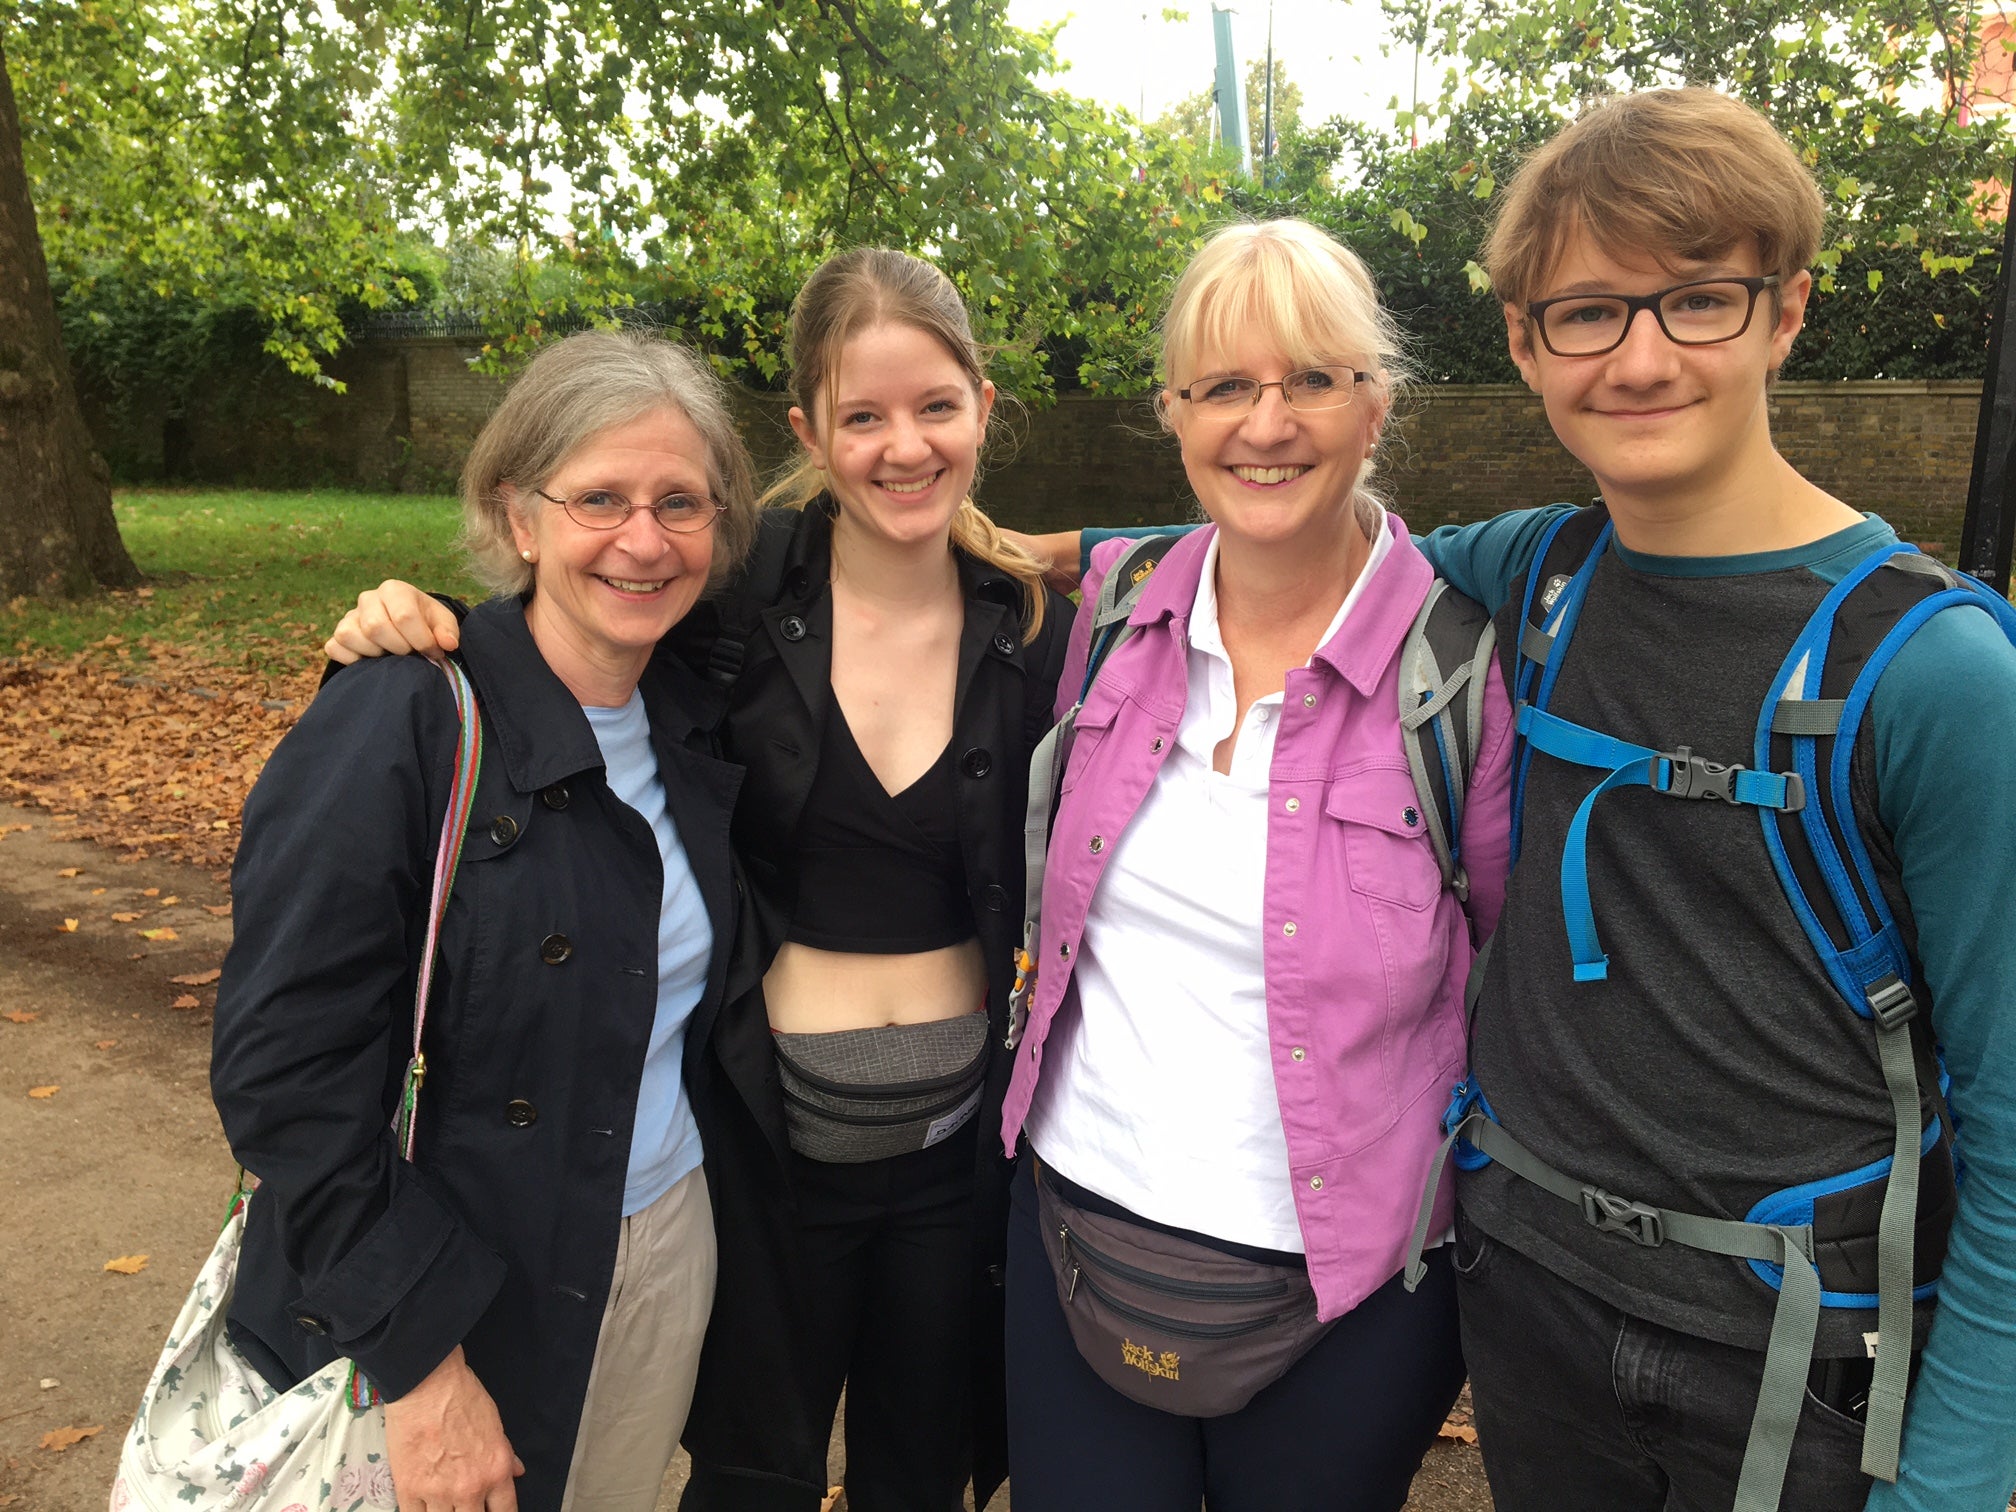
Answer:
[
  {"left": 1484, "top": 88, "right": 1825, "bottom": 308},
  {"left": 1158, "top": 218, "right": 1406, "bottom": 533},
  {"left": 460, "top": 328, "right": 760, "bottom": 597},
  {"left": 763, "top": 247, "right": 1049, "bottom": 640}
]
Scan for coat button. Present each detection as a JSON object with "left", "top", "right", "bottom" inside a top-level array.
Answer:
[
  {"left": 1290, "top": 1046, "right": 1306, "bottom": 1062},
  {"left": 505, "top": 1099, "right": 538, "bottom": 1128},
  {"left": 780, "top": 614, "right": 808, "bottom": 642},
  {"left": 1303, "top": 693, "right": 1317, "bottom": 708},
  {"left": 986, "top": 1263, "right": 1005, "bottom": 1287},
  {"left": 1150, "top": 737, "right": 1164, "bottom": 753},
  {"left": 1058, "top": 942, "right": 1071, "bottom": 960},
  {"left": 540, "top": 933, "right": 573, "bottom": 965},
  {"left": 1282, "top": 921, "right": 1298, "bottom": 937},
  {"left": 983, "top": 884, "right": 1009, "bottom": 912},
  {"left": 1403, "top": 806, "right": 1421, "bottom": 828},
  {"left": 991, "top": 632, "right": 1017, "bottom": 656},
  {"left": 541, "top": 784, "right": 570, "bottom": 811},
  {"left": 489, "top": 815, "right": 519, "bottom": 846},
  {"left": 1309, "top": 1175, "right": 1325, "bottom": 1191},
  {"left": 1089, "top": 835, "right": 1104, "bottom": 854},
  {"left": 961, "top": 747, "right": 993, "bottom": 778},
  {"left": 1284, "top": 797, "right": 1301, "bottom": 813},
  {"left": 295, "top": 1313, "right": 329, "bottom": 1336}
]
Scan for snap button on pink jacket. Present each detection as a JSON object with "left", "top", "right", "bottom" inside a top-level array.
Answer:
[{"left": 1001, "top": 519, "right": 1514, "bottom": 1320}]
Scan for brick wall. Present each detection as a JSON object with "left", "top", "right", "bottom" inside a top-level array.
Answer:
[{"left": 86, "top": 338, "right": 1986, "bottom": 556}]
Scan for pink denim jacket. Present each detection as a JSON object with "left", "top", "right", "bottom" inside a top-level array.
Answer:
[{"left": 1001, "top": 518, "right": 1514, "bottom": 1319}]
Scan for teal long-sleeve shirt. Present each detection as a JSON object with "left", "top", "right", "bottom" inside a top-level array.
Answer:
[{"left": 1415, "top": 506, "right": 2016, "bottom": 1512}]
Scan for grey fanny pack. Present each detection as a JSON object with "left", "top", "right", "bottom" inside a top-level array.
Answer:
[
  {"left": 774, "top": 1013, "right": 990, "bottom": 1164},
  {"left": 1036, "top": 1162, "right": 1335, "bottom": 1417}
]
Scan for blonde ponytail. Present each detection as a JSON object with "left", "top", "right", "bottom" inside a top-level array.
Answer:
[{"left": 949, "top": 498, "right": 1049, "bottom": 641}]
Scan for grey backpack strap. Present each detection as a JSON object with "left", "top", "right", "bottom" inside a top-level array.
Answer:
[
  {"left": 1398, "top": 580, "right": 1497, "bottom": 906},
  {"left": 1006, "top": 538, "right": 1170, "bottom": 1051}
]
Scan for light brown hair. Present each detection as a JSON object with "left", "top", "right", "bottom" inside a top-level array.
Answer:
[
  {"left": 764, "top": 247, "right": 1049, "bottom": 640},
  {"left": 1158, "top": 218, "right": 1405, "bottom": 533},
  {"left": 460, "top": 328, "right": 760, "bottom": 597},
  {"left": 1484, "top": 88, "right": 1825, "bottom": 309}
]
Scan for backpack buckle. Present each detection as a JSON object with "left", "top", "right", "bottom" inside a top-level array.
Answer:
[
  {"left": 1580, "top": 1186, "right": 1665, "bottom": 1247},
  {"left": 1657, "top": 746, "right": 1742, "bottom": 803},
  {"left": 1865, "top": 974, "right": 1919, "bottom": 1032}
]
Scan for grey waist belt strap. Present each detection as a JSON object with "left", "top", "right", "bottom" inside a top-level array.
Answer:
[{"left": 1405, "top": 1112, "right": 1822, "bottom": 1512}]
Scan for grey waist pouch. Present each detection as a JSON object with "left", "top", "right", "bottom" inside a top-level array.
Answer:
[
  {"left": 1036, "top": 1162, "right": 1336, "bottom": 1417},
  {"left": 773, "top": 1012, "right": 990, "bottom": 1164}
]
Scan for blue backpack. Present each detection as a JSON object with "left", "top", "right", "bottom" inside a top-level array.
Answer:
[{"left": 1408, "top": 505, "right": 2016, "bottom": 1512}]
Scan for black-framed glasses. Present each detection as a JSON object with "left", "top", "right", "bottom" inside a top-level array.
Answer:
[
  {"left": 534, "top": 487, "right": 726, "bottom": 534},
  {"left": 1176, "top": 365, "right": 1372, "bottom": 412},
  {"left": 1525, "top": 276, "right": 1782, "bottom": 357}
]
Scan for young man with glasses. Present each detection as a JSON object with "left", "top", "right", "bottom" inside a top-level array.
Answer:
[{"left": 1406, "top": 88, "right": 2016, "bottom": 1512}]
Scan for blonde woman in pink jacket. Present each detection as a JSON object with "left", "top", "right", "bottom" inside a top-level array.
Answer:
[{"left": 998, "top": 218, "right": 1513, "bottom": 1510}]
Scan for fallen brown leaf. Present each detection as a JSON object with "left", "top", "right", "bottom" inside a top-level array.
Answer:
[
  {"left": 159, "top": 895, "right": 179, "bottom": 906},
  {"left": 138, "top": 926, "right": 178, "bottom": 941},
  {"left": 102, "top": 1255, "right": 149, "bottom": 1275},
  {"left": 141, "top": 887, "right": 160, "bottom": 897},
  {"left": 202, "top": 902, "right": 232, "bottom": 916},
  {"left": 90, "top": 886, "right": 106, "bottom": 895},
  {"left": 38, "top": 1425, "right": 101, "bottom": 1452},
  {"left": 27, "top": 1086, "right": 59, "bottom": 1099},
  {"left": 1437, "top": 1421, "right": 1479, "bottom": 1445},
  {"left": 171, "top": 994, "right": 201, "bottom": 1010},
  {"left": 170, "top": 968, "right": 222, "bottom": 986},
  {"left": 95, "top": 1039, "right": 118, "bottom": 1050},
  {"left": 3, "top": 1010, "right": 37, "bottom": 1024},
  {"left": 56, "top": 918, "right": 78, "bottom": 932},
  {"left": 111, "top": 911, "right": 140, "bottom": 922},
  {"left": 55, "top": 867, "right": 81, "bottom": 878}
]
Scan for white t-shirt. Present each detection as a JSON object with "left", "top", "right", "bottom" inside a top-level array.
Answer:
[{"left": 1024, "top": 516, "right": 1394, "bottom": 1250}]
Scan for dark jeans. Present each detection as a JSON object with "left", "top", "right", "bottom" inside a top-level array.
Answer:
[
  {"left": 1003, "top": 1159, "right": 1465, "bottom": 1512},
  {"left": 1455, "top": 1210, "right": 1875, "bottom": 1512},
  {"left": 786, "top": 1123, "right": 978, "bottom": 1512}
]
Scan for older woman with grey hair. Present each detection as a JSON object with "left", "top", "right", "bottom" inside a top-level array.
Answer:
[{"left": 211, "top": 328, "right": 760, "bottom": 1512}]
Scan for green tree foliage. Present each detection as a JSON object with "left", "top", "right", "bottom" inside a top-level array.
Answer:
[{"left": 1157, "top": 57, "right": 1306, "bottom": 160}]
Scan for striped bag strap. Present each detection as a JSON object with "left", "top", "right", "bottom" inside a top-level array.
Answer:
[{"left": 392, "top": 656, "right": 484, "bottom": 1163}]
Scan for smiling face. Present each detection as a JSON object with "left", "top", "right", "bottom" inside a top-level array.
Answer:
[
  {"left": 788, "top": 321, "right": 994, "bottom": 552},
  {"left": 1505, "top": 229, "right": 1809, "bottom": 510},
  {"left": 508, "top": 404, "right": 716, "bottom": 693},
  {"left": 1165, "top": 332, "right": 1388, "bottom": 552}
]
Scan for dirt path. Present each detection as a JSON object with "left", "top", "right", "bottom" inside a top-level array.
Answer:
[{"left": 0, "top": 804, "right": 1491, "bottom": 1512}]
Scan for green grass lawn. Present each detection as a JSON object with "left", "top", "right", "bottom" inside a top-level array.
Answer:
[{"left": 2, "top": 490, "right": 483, "bottom": 674}]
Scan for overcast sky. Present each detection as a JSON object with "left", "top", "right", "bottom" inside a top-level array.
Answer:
[{"left": 1002, "top": 1, "right": 1414, "bottom": 132}]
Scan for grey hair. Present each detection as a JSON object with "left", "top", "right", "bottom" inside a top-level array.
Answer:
[{"left": 460, "top": 328, "right": 760, "bottom": 596}]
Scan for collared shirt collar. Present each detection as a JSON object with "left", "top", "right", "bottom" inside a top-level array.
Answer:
[{"left": 456, "top": 594, "right": 723, "bottom": 793}]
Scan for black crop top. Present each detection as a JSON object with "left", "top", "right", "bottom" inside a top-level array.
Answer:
[{"left": 785, "top": 700, "right": 975, "bottom": 953}]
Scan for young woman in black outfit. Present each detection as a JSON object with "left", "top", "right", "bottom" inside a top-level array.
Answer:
[{"left": 327, "top": 250, "right": 1075, "bottom": 1512}]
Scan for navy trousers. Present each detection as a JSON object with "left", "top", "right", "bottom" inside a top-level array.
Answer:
[{"left": 1003, "top": 1159, "right": 1464, "bottom": 1512}]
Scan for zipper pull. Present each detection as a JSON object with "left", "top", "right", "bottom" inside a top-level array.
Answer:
[
  {"left": 1066, "top": 1263, "right": 1080, "bottom": 1303},
  {"left": 1059, "top": 1226, "right": 1079, "bottom": 1301}
]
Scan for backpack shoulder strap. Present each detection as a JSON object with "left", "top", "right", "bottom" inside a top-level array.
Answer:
[
  {"left": 704, "top": 508, "right": 800, "bottom": 687},
  {"left": 1509, "top": 504, "right": 1614, "bottom": 862},
  {"left": 1009, "top": 534, "right": 1175, "bottom": 1051},
  {"left": 1399, "top": 579, "right": 1496, "bottom": 904},
  {"left": 1075, "top": 535, "right": 1176, "bottom": 703},
  {"left": 1753, "top": 545, "right": 2016, "bottom": 1480}
]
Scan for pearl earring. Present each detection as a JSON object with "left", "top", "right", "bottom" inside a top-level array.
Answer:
[{"left": 521, "top": 549, "right": 535, "bottom": 563}]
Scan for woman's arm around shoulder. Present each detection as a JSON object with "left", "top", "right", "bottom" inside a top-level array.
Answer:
[
  {"left": 1453, "top": 614, "right": 1516, "bottom": 943},
  {"left": 212, "top": 653, "right": 507, "bottom": 1399}
]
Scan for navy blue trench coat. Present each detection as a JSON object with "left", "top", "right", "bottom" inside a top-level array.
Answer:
[{"left": 211, "top": 595, "right": 748, "bottom": 1511}]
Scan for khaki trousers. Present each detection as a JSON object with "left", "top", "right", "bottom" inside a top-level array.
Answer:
[{"left": 560, "top": 1165, "right": 717, "bottom": 1512}]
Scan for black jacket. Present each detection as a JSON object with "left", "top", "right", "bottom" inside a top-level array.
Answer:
[
  {"left": 671, "top": 504, "right": 1075, "bottom": 1511},
  {"left": 212, "top": 596, "right": 746, "bottom": 1512}
]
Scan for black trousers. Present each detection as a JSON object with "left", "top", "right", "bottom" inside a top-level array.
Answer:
[
  {"left": 785, "top": 1123, "right": 979, "bottom": 1512},
  {"left": 1003, "top": 1159, "right": 1465, "bottom": 1512},
  {"left": 1455, "top": 1210, "right": 1876, "bottom": 1512}
]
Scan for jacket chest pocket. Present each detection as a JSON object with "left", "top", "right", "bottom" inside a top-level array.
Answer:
[{"left": 1324, "top": 768, "right": 1442, "bottom": 911}]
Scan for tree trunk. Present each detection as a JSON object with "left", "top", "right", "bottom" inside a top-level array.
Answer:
[{"left": 0, "top": 32, "right": 139, "bottom": 600}]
